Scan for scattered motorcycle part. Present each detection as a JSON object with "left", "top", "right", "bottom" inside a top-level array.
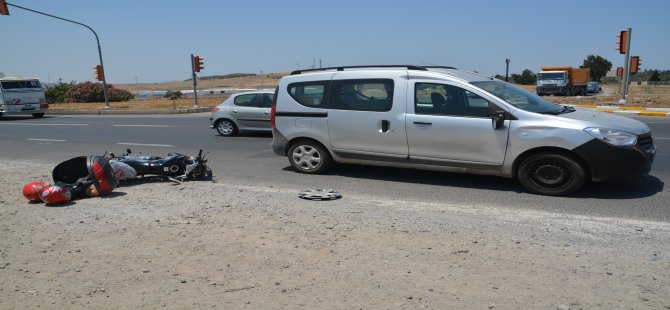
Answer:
[
  {"left": 22, "top": 180, "right": 50, "bottom": 202},
  {"left": 299, "top": 189, "right": 342, "bottom": 201},
  {"left": 40, "top": 185, "right": 72, "bottom": 205}
]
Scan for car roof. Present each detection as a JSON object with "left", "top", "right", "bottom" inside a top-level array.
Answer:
[{"left": 286, "top": 65, "right": 496, "bottom": 83}]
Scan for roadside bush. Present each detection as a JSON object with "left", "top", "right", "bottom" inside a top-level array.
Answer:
[
  {"left": 64, "top": 82, "right": 134, "bottom": 103},
  {"left": 45, "top": 79, "right": 75, "bottom": 103}
]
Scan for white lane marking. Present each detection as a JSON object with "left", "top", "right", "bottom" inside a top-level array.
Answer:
[
  {"left": 113, "top": 125, "right": 174, "bottom": 127},
  {"left": 117, "top": 143, "right": 175, "bottom": 148},
  {"left": 0, "top": 123, "right": 88, "bottom": 126},
  {"left": 654, "top": 137, "right": 670, "bottom": 140},
  {"left": 27, "top": 138, "right": 68, "bottom": 142}
]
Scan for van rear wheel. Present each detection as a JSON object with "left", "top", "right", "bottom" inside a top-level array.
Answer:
[
  {"left": 518, "top": 153, "right": 585, "bottom": 196},
  {"left": 288, "top": 140, "right": 332, "bottom": 174}
]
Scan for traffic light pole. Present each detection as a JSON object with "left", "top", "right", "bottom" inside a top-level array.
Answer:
[
  {"left": 191, "top": 54, "right": 199, "bottom": 108},
  {"left": 621, "top": 27, "right": 632, "bottom": 101},
  {"left": 6, "top": 2, "right": 110, "bottom": 108}
]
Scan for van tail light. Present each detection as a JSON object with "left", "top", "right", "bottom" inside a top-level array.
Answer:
[
  {"left": 270, "top": 86, "right": 278, "bottom": 128},
  {"left": 270, "top": 101, "right": 276, "bottom": 128},
  {"left": 211, "top": 107, "right": 220, "bottom": 113},
  {"left": 40, "top": 104, "right": 49, "bottom": 109}
]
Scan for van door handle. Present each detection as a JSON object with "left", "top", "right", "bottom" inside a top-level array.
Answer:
[
  {"left": 413, "top": 121, "right": 432, "bottom": 126},
  {"left": 381, "top": 120, "right": 390, "bottom": 132},
  {"left": 232, "top": 109, "right": 238, "bottom": 113}
]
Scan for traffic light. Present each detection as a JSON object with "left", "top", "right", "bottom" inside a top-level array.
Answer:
[
  {"left": 93, "top": 65, "right": 103, "bottom": 81},
  {"left": 616, "top": 30, "right": 628, "bottom": 54},
  {"left": 630, "top": 56, "right": 641, "bottom": 75},
  {"left": 0, "top": 0, "right": 9, "bottom": 15},
  {"left": 193, "top": 56, "right": 204, "bottom": 72},
  {"left": 616, "top": 67, "right": 624, "bottom": 77}
]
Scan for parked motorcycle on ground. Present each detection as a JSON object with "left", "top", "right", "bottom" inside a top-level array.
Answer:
[{"left": 106, "top": 149, "right": 213, "bottom": 182}]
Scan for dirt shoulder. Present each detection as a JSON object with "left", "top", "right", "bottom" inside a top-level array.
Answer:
[{"left": 1, "top": 159, "right": 669, "bottom": 309}]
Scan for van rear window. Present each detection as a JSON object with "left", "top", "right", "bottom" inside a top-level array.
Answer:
[
  {"left": 288, "top": 82, "right": 327, "bottom": 107},
  {"left": 1, "top": 80, "right": 42, "bottom": 90}
]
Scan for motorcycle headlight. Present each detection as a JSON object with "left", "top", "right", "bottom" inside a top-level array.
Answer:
[{"left": 584, "top": 127, "right": 637, "bottom": 146}]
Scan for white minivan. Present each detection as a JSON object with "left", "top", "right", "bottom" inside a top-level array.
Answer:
[
  {"left": 270, "top": 66, "right": 655, "bottom": 196},
  {"left": 0, "top": 77, "right": 48, "bottom": 118}
]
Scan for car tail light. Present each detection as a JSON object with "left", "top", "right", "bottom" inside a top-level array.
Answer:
[
  {"left": 211, "top": 107, "right": 220, "bottom": 113},
  {"left": 40, "top": 104, "right": 49, "bottom": 109}
]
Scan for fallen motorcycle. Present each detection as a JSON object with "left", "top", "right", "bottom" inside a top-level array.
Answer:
[{"left": 106, "top": 149, "right": 213, "bottom": 182}]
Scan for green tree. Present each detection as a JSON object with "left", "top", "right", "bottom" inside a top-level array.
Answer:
[
  {"left": 164, "top": 90, "right": 183, "bottom": 100},
  {"left": 516, "top": 69, "right": 536, "bottom": 85},
  {"left": 648, "top": 70, "right": 661, "bottom": 82},
  {"left": 581, "top": 55, "right": 612, "bottom": 82},
  {"left": 44, "top": 79, "right": 75, "bottom": 103}
]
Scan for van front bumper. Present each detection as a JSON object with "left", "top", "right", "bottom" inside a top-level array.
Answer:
[{"left": 574, "top": 136, "right": 655, "bottom": 182}]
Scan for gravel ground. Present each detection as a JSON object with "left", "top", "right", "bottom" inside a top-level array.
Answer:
[{"left": 1, "top": 158, "right": 669, "bottom": 309}]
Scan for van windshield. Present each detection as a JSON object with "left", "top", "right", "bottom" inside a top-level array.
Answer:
[{"left": 471, "top": 80, "right": 566, "bottom": 114}]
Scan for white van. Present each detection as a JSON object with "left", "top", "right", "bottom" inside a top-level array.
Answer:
[
  {"left": 0, "top": 77, "right": 48, "bottom": 118},
  {"left": 271, "top": 66, "right": 656, "bottom": 196}
]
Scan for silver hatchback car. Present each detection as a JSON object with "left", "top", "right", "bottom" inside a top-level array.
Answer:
[{"left": 210, "top": 90, "right": 274, "bottom": 136}]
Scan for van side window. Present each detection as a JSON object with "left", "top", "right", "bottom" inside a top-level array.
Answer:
[
  {"left": 415, "top": 83, "right": 494, "bottom": 118},
  {"left": 288, "top": 82, "right": 327, "bottom": 107},
  {"left": 330, "top": 79, "right": 393, "bottom": 112},
  {"left": 234, "top": 94, "right": 259, "bottom": 107}
]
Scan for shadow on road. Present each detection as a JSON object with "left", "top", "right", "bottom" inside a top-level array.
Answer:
[
  {"left": 0, "top": 115, "right": 52, "bottom": 121},
  {"left": 575, "top": 175, "right": 664, "bottom": 199},
  {"left": 285, "top": 164, "right": 664, "bottom": 199},
  {"left": 214, "top": 132, "right": 272, "bottom": 139}
]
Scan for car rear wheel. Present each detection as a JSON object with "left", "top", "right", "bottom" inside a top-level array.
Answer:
[
  {"left": 288, "top": 140, "right": 332, "bottom": 174},
  {"left": 32, "top": 113, "right": 45, "bottom": 118},
  {"left": 216, "top": 119, "right": 238, "bottom": 136},
  {"left": 517, "top": 153, "right": 586, "bottom": 196}
]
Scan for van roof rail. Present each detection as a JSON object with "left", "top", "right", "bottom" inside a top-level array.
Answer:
[
  {"left": 422, "top": 66, "right": 458, "bottom": 70},
  {"left": 291, "top": 65, "right": 437, "bottom": 75}
]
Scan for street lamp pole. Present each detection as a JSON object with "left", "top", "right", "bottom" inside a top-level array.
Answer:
[
  {"left": 505, "top": 59, "right": 510, "bottom": 82},
  {"left": 6, "top": 2, "right": 110, "bottom": 108}
]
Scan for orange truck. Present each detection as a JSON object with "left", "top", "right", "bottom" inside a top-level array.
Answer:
[{"left": 536, "top": 66, "right": 591, "bottom": 96}]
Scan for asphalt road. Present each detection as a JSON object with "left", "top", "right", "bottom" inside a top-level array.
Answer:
[{"left": 1, "top": 113, "right": 669, "bottom": 222}]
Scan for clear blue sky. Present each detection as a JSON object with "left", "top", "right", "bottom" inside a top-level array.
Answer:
[{"left": 1, "top": 0, "right": 668, "bottom": 84}]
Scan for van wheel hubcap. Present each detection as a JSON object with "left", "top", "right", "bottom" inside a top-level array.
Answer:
[
  {"left": 292, "top": 146, "right": 321, "bottom": 170},
  {"left": 531, "top": 162, "right": 569, "bottom": 187}
]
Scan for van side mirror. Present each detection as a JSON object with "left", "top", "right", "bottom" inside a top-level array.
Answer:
[{"left": 490, "top": 111, "right": 506, "bottom": 130}]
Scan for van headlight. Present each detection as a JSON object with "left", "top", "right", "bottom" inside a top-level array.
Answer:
[{"left": 584, "top": 127, "right": 637, "bottom": 146}]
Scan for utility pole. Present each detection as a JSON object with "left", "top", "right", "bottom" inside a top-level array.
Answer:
[{"left": 4, "top": 2, "right": 110, "bottom": 108}]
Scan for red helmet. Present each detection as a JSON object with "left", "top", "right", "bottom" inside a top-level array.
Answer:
[
  {"left": 40, "top": 185, "right": 72, "bottom": 205},
  {"left": 22, "top": 180, "right": 50, "bottom": 202}
]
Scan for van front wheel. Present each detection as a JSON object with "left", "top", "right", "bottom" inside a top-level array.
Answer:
[
  {"left": 288, "top": 140, "right": 332, "bottom": 174},
  {"left": 518, "top": 153, "right": 585, "bottom": 196}
]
